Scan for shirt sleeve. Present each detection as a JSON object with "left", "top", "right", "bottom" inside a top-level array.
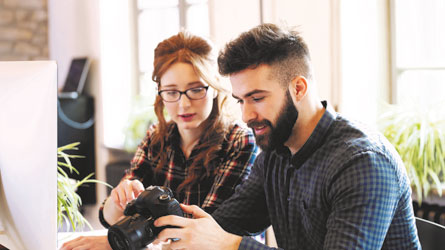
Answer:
[
  {"left": 98, "top": 125, "right": 157, "bottom": 228},
  {"left": 238, "top": 237, "right": 283, "bottom": 250},
  {"left": 201, "top": 125, "right": 258, "bottom": 213},
  {"left": 211, "top": 152, "right": 271, "bottom": 237},
  {"left": 323, "top": 151, "right": 408, "bottom": 249}
]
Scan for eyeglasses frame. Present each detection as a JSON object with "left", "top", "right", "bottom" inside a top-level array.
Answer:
[{"left": 158, "top": 86, "right": 210, "bottom": 102}]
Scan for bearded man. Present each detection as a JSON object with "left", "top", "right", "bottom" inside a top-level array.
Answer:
[{"left": 154, "top": 23, "right": 420, "bottom": 250}]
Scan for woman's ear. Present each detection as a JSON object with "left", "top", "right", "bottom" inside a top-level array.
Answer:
[{"left": 212, "top": 87, "right": 218, "bottom": 99}]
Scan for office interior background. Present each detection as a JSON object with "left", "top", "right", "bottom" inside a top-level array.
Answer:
[{"left": 1, "top": 0, "right": 444, "bottom": 230}]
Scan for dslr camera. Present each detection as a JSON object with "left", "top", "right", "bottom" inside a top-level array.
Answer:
[{"left": 107, "top": 185, "right": 184, "bottom": 250}]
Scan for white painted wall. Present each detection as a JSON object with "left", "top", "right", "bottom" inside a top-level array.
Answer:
[
  {"left": 209, "top": 0, "right": 261, "bottom": 50},
  {"left": 270, "top": 0, "right": 334, "bottom": 103},
  {"left": 48, "top": 0, "right": 100, "bottom": 90},
  {"left": 48, "top": 0, "right": 109, "bottom": 204},
  {"left": 339, "top": 0, "right": 390, "bottom": 127}
]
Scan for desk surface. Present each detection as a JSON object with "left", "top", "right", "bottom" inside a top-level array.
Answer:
[
  {"left": 58, "top": 230, "right": 107, "bottom": 248},
  {"left": 57, "top": 230, "right": 159, "bottom": 250}
]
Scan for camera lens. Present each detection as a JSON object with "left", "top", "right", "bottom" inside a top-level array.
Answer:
[
  {"left": 108, "top": 214, "right": 156, "bottom": 250},
  {"left": 108, "top": 230, "right": 131, "bottom": 250},
  {"left": 107, "top": 186, "right": 183, "bottom": 250}
]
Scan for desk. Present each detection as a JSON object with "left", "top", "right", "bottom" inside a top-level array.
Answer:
[
  {"left": 58, "top": 230, "right": 107, "bottom": 247},
  {"left": 57, "top": 230, "right": 160, "bottom": 250}
]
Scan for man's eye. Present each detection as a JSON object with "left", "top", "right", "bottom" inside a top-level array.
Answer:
[
  {"left": 252, "top": 97, "right": 264, "bottom": 102},
  {"left": 236, "top": 99, "right": 244, "bottom": 104}
]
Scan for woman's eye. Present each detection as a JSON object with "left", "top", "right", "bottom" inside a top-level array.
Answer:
[
  {"left": 236, "top": 99, "right": 244, "bottom": 104},
  {"left": 190, "top": 88, "right": 203, "bottom": 93},
  {"left": 166, "top": 91, "right": 178, "bottom": 96}
]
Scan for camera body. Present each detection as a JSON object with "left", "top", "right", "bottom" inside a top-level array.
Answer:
[{"left": 107, "top": 186, "right": 183, "bottom": 250}]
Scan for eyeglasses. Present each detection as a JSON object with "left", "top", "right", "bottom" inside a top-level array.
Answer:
[{"left": 158, "top": 86, "right": 210, "bottom": 102}]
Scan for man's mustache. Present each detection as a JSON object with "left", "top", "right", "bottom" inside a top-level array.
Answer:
[{"left": 247, "top": 120, "right": 273, "bottom": 130}]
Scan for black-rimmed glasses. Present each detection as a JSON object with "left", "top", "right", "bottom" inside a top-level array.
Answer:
[{"left": 158, "top": 86, "right": 210, "bottom": 102}]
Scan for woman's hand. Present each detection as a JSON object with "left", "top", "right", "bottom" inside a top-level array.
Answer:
[
  {"left": 60, "top": 236, "right": 111, "bottom": 250},
  {"left": 110, "top": 179, "right": 145, "bottom": 211},
  {"left": 103, "top": 179, "right": 145, "bottom": 225},
  {"left": 59, "top": 234, "right": 166, "bottom": 250}
]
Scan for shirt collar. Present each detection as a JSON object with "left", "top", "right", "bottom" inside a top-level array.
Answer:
[
  {"left": 167, "top": 123, "right": 181, "bottom": 150},
  {"left": 167, "top": 123, "right": 207, "bottom": 161},
  {"left": 291, "top": 100, "right": 336, "bottom": 167},
  {"left": 273, "top": 101, "right": 337, "bottom": 167}
]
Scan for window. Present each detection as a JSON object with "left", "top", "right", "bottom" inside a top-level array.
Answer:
[
  {"left": 134, "top": 0, "right": 209, "bottom": 103},
  {"left": 390, "top": 0, "right": 445, "bottom": 105}
]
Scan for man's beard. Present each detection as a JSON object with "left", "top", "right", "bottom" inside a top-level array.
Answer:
[{"left": 248, "top": 90, "right": 298, "bottom": 152}]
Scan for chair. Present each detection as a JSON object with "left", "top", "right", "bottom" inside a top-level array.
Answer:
[{"left": 416, "top": 217, "right": 445, "bottom": 250}]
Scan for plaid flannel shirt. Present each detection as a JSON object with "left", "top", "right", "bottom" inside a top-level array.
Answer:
[
  {"left": 124, "top": 122, "right": 258, "bottom": 214},
  {"left": 212, "top": 101, "right": 420, "bottom": 250}
]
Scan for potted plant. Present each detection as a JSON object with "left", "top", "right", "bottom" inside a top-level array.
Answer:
[
  {"left": 379, "top": 102, "right": 445, "bottom": 203},
  {"left": 58, "top": 142, "right": 112, "bottom": 231},
  {"left": 123, "top": 95, "right": 158, "bottom": 153}
]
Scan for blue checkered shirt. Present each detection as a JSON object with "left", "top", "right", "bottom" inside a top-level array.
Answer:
[{"left": 212, "top": 101, "right": 420, "bottom": 249}]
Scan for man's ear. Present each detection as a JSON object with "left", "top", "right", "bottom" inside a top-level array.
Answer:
[{"left": 289, "top": 76, "right": 308, "bottom": 102}]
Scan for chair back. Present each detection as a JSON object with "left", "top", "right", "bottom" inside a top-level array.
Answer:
[{"left": 416, "top": 217, "right": 445, "bottom": 250}]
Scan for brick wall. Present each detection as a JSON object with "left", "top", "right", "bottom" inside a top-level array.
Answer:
[{"left": 0, "top": 0, "right": 48, "bottom": 61}]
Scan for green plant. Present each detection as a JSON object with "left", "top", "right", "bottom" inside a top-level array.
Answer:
[
  {"left": 379, "top": 102, "right": 445, "bottom": 203},
  {"left": 58, "top": 142, "right": 112, "bottom": 231},
  {"left": 123, "top": 95, "right": 158, "bottom": 153}
]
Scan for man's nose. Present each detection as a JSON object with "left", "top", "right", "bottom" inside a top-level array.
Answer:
[{"left": 241, "top": 103, "right": 257, "bottom": 124}]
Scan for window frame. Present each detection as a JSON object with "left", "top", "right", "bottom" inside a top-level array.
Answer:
[
  {"left": 389, "top": 0, "right": 445, "bottom": 104},
  {"left": 131, "top": 0, "right": 209, "bottom": 95}
]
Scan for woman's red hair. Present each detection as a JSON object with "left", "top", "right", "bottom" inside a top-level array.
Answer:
[{"left": 151, "top": 32, "right": 231, "bottom": 193}]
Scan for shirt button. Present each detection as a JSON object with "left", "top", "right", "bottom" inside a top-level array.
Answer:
[{"left": 287, "top": 197, "right": 291, "bottom": 202}]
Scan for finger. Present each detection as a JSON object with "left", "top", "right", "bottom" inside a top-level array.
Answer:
[
  {"left": 73, "top": 245, "right": 89, "bottom": 250},
  {"left": 125, "top": 183, "right": 135, "bottom": 204},
  {"left": 110, "top": 189, "right": 122, "bottom": 210},
  {"left": 131, "top": 180, "right": 144, "bottom": 196},
  {"left": 60, "top": 237, "right": 84, "bottom": 250},
  {"left": 154, "top": 214, "right": 190, "bottom": 228},
  {"left": 151, "top": 238, "right": 170, "bottom": 246},
  {"left": 151, "top": 239, "right": 161, "bottom": 245},
  {"left": 156, "top": 227, "right": 183, "bottom": 243},
  {"left": 169, "top": 240, "right": 187, "bottom": 250},
  {"left": 179, "top": 204, "right": 209, "bottom": 219},
  {"left": 116, "top": 185, "right": 128, "bottom": 209}
]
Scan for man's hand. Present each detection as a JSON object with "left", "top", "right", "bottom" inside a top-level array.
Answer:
[
  {"left": 60, "top": 236, "right": 111, "bottom": 250},
  {"left": 154, "top": 204, "right": 242, "bottom": 250}
]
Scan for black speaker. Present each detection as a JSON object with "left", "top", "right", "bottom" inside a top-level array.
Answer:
[{"left": 58, "top": 95, "right": 96, "bottom": 205}]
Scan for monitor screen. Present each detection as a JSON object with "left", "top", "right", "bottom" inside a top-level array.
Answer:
[
  {"left": 61, "top": 57, "right": 90, "bottom": 94},
  {"left": 0, "top": 61, "right": 57, "bottom": 250}
]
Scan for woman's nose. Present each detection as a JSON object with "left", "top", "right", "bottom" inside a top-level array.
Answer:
[{"left": 178, "top": 93, "right": 192, "bottom": 108}]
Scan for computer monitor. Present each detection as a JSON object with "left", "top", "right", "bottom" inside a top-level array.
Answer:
[{"left": 0, "top": 61, "right": 57, "bottom": 249}]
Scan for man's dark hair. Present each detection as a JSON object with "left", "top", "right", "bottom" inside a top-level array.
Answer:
[{"left": 218, "top": 23, "right": 312, "bottom": 87}]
